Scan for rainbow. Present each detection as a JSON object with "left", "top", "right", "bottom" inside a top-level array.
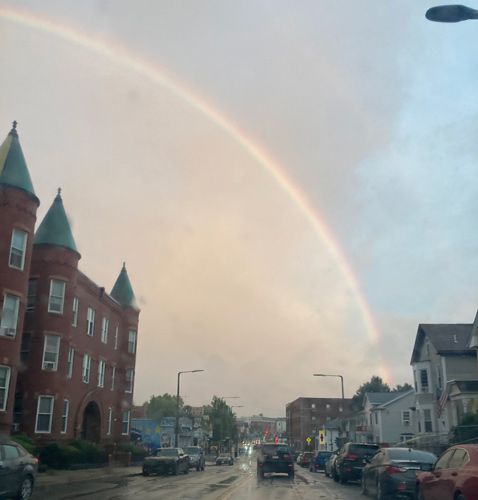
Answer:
[{"left": 0, "top": 7, "right": 391, "bottom": 384}]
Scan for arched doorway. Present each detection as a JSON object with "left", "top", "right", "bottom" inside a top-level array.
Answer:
[{"left": 81, "top": 401, "right": 101, "bottom": 443}]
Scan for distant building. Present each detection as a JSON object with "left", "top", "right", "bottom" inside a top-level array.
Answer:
[
  {"left": 0, "top": 122, "right": 140, "bottom": 444},
  {"left": 286, "top": 397, "right": 352, "bottom": 452}
]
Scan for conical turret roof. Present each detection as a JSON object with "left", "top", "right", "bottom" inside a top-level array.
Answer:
[
  {"left": 34, "top": 189, "right": 80, "bottom": 257},
  {"left": 0, "top": 121, "right": 38, "bottom": 202},
  {"left": 110, "top": 263, "right": 137, "bottom": 309}
]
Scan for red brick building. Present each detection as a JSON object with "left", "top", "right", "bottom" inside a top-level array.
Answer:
[{"left": 0, "top": 122, "right": 140, "bottom": 444}]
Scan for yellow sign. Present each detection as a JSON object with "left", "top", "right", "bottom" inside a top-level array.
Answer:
[
  {"left": 319, "top": 430, "right": 325, "bottom": 443},
  {"left": 306, "top": 437, "right": 311, "bottom": 443}
]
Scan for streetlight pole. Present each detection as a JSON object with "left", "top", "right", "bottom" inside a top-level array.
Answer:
[
  {"left": 230, "top": 406, "right": 243, "bottom": 457},
  {"left": 313, "top": 373, "right": 345, "bottom": 400},
  {"left": 175, "top": 370, "right": 204, "bottom": 448}
]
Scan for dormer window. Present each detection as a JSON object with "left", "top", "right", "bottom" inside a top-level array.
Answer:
[
  {"left": 9, "top": 229, "right": 27, "bottom": 270},
  {"left": 425, "top": 337, "right": 430, "bottom": 357}
]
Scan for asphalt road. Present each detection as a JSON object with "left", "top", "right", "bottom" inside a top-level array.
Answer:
[{"left": 37, "top": 455, "right": 362, "bottom": 500}]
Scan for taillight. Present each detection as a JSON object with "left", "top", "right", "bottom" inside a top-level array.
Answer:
[
  {"left": 34, "top": 458, "right": 39, "bottom": 465},
  {"left": 386, "top": 465, "right": 407, "bottom": 474},
  {"left": 344, "top": 454, "right": 357, "bottom": 460},
  {"left": 284, "top": 455, "right": 291, "bottom": 460}
]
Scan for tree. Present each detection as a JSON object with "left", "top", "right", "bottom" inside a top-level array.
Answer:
[
  {"left": 392, "top": 383, "right": 413, "bottom": 392},
  {"left": 208, "top": 396, "right": 238, "bottom": 445},
  {"left": 144, "top": 393, "right": 184, "bottom": 422},
  {"left": 351, "top": 376, "right": 391, "bottom": 411}
]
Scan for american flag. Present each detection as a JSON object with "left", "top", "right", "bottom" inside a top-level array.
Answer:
[{"left": 435, "top": 388, "right": 448, "bottom": 418}]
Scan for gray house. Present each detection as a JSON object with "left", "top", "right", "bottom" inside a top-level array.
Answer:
[{"left": 410, "top": 323, "right": 478, "bottom": 445}]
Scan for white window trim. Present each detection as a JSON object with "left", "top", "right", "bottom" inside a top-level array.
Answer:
[
  {"left": 72, "top": 297, "right": 79, "bottom": 327},
  {"left": 114, "top": 326, "right": 119, "bottom": 350},
  {"left": 48, "top": 280, "right": 66, "bottom": 314},
  {"left": 83, "top": 354, "right": 91, "bottom": 383},
  {"left": 42, "top": 335, "right": 60, "bottom": 371},
  {"left": 402, "top": 410, "right": 411, "bottom": 425},
  {"left": 0, "top": 365, "right": 12, "bottom": 412},
  {"left": 0, "top": 294, "right": 20, "bottom": 338},
  {"left": 86, "top": 307, "right": 95, "bottom": 336},
  {"left": 67, "top": 347, "right": 75, "bottom": 378},
  {"left": 101, "top": 317, "right": 109, "bottom": 344},
  {"left": 98, "top": 360, "right": 105, "bottom": 388},
  {"left": 61, "top": 399, "right": 70, "bottom": 434},
  {"left": 111, "top": 366, "right": 116, "bottom": 390},
  {"left": 126, "top": 369, "right": 134, "bottom": 393},
  {"left": 128, "top": 329, "right": 136, "bottom": 354},
  {"left": 35, "top": 396, "right": 54, "bottom": 433},
  {"left": 122, "top": 410, "right": 130, "bottom": 435},
  {"left": 9, "top": 228, "right": 27, "bottom": 270},
  {"left": 107, "top": 407, "right": 113, "bottom": 435}
]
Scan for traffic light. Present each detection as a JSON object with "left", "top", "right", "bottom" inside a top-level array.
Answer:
[
  {"left": 265, "top": 429, "right": 269, "bottom": 435},
  {"left": 275, "top": 437, "right": 279, "bottom": 443}
]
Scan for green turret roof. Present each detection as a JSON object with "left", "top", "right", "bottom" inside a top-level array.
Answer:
[
  {"left": 34, "top": 189, "right": 80, "bottom": 257},
  {"left": 110, "top": 263, "right": 137, "bottom": 309},
  {"left": 0, "top": 121, "right": 38, "bottom": 202}
]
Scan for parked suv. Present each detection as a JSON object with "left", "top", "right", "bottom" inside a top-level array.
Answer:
[
  {"left": 257, "top": 443, "right": 294, "bottom": 479},
  {"left": 334, "top": 442, "right": 379, "bottom": 484},
  {"left": 182, "top": 446, "right": 205, "bottom": 471}
]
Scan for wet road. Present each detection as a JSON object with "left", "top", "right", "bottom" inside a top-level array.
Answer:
[{"left": 39, "top": 455, "right": 362, "bottom": 500}]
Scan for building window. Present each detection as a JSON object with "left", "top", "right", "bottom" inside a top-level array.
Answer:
[
  {"left": 0, "top": 365, "right": 11, "bottom": 411},
  {"left": 436, "top": 365, "right": 442, "bottom": 390},
  {"left": 326, "top": 403, "right": 330, "bottom": 409},
  {"left": 67, "top": 347, "right": 75, "bottom": 378},
  {"left": 35, "top": 396, "right": 54, "bottom": 433},
  {"left": 72, "top": 297, "right": 79, "bottom": 327},
  {"left": 98, "top": 360, "right": 105, "bottom": 387},
  {"left": 0, "top": 294, "right": 20, "bottom": 337},
  {"left": 111, "top": 366, "right": 116, "bottom": 390},
  {"left": 107, "top": 407, "right": 113, "bottom": 435},
  {"left": 339, "top": 404, "right": 343, "bottom": 412},
  {"left": 20, "top": 333, "right": 31, "bottom": 365},
  {"left": 425, "top": 337, "right": 430, "bottom": 356},
  {"left": 128, "top": 329, "right": 136, "bottom": 354},
  {"left": 311, "top": 403, "right": 315, "bottom": 409},
  {"left": 42, "top": 335, "right": 60, "bottom": 371},
  {"left": 126, "top": 369, "right": 134, "bottom": 393},
  {"left": 424, "top": 409, "right": 433, "bottom": 433},
  {"left": 402, "top": 410, "right": 411, "bottom": 425},
  {"left": 82, "top": 354, "right": 91, "bottom": 383},
  {"left": 420, "top": 369, "right": 429, "bottom": 392},
  {"left": 101, "top": 317, "right": 109, "bottom": 344},
  {"left": 9, "top": 228, "right": 27, "bottom": 270},
  {"left": 86, "top": 307, "right": 95, "bottom": 336},
  {"left": 48, "top": 280, "right": 66, "bottom": 314},
  {"left": 27, "top": 279, "right": 37, "bottom": 312},
  {"left": 114, "top": 326, "right": 119, "bottom": 350},
  {"left": 61, "top": 399, "right": 69, "bottom": 434},
  {"left": 122, "top": 410, "right": 130, "bottom": 435},
  {"left": 375, "top": 412, "right": 378, "bottom": 424}
]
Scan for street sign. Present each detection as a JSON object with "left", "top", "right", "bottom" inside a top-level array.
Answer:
[{"left": 306, "top": 437, "right": 311, "bottom": 443}]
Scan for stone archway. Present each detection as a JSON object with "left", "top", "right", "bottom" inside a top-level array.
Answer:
[{"left": 81, "top": 401, "right": 101, "bottom": 443}]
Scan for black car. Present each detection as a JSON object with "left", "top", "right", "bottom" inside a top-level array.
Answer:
[
  {"left": 215, "top": 453, "right": 234, "bottom": 465},
  {"left": 0, "top": 438, "right": 38, "bottom": 500},
  {"left": 334, "top": 442, "right": 380, "bottom": 484},
  {"left": 257, "top": 443, "right": 294, "bottom": 479},
  {"left": 361, "top": 447, "right": 436, "bottom": 499},
  {"left": 182, "top": 446, "right": 205, "bottom": 471},
  {"left": 142, "top": 448, "right": 189, "bottom": 476}
]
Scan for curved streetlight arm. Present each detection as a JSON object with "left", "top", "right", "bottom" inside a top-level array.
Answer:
[
  {"left": 175, "top": 370, "right": 204, "bottom": 447},
  {"left": 313, "top": 373, "right": 344, "bottom": 400}
]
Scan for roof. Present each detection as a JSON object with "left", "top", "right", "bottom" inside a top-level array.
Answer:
[
  {"left": 364, "top": 390, "right": 413, "bottom": 408},
  {"left": 449, "top": 380, "right": 478, "bottom": 393},
  {"left": 0, "top": 121, "right": 38, "bottom": 203},
  {"left": 110, "top": 263, "right": 138, "bottom": 309},
  {"left": 410, "top": 324, "right": 474, "bottom": 364},
  {"left": 34, "top": 189, "right": 80, "bottom": 257}
]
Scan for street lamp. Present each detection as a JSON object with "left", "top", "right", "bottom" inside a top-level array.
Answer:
[
  {"left": 313, "top": 373, "right": 345, "bottom": 400},
  {"left": 175, "top": 370, "right": 204, "bottom": 447},
  {"left": 426, "top": 5, "right": 478, "bottom": 22}
]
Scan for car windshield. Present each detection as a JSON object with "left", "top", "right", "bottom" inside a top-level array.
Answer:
[
  {"left": 154, "top": 449, "right": 178, "bottom": 457},
  {"left": 4, "top": 3, "right": 471, "bottom": 499},
  {"left": 388, "top": 449, "right": 437, "bottom": 462}
]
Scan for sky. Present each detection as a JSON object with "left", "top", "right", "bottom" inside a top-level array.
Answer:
[{"left": 2, "top": 1, "right": 478, "bottom": 417}]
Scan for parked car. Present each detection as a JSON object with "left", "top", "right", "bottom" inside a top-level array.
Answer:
[
  {"left": 300, "top": 451, "right": 314, "bottom": 468},
  {"left": 0, "top": 438, "right": 38, "bottom": 500},
  {"left": 257, "top": 443, "right": 294, "bottom": 479},
  {"left": 325, "top": 452, "right": 337, "bottom": 478},
  {"left": 416, "top": 444, "right": 478, "bottom": 500},
  {"left": 182, "top": 446, "right": 205, "bottom": 471},
  {"left": 216, "top": 453, "right": 234, "bottom": 465},
  {"left": 142, "top": 448, "right": 189, "bottom": 476},
  {"left": 296, "top": 453, "right": 303, "bottom": 464},
  {"left": 361, "top": 447, "right": 437, "bottom": 499},
  {"left": 309, "top": 451, "right": 334, "bottom": 472},
  {"left": 334, "top": 442, "right": 380, "bottom": 484}
]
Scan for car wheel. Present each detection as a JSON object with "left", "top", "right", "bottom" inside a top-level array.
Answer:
[
  {"left": 416, "top": 486, "right": 425, "bottom": 500},
  {"left": 15, "top": 476, "right": 33, "bottom": 500},
  {"left": 289, "top": 471, "right": 294, "bottom": 479},
  {"left": 377, "top": 480, "right": 389, "bottom": 500},
  {"left": 339, "top": 470, "right": 347, "bottom": 484},
  {"left": 142, "top": 467, "right": 150, "bottom": 477},
  {"left": 455, "top": 494, "right": 466, "bottom": 500},
  {"left": 184, "top": 466, "right": 189, "bottom": 474},
  {"left": 325, "top": 470, "right": 330, "bottom": 478},
  {"left": 196, "top": 466, "right": 200, "bottom": 471},
  {"left": 201, "top": 465, "right": 205, "bottom": 471},
  {"left": 172, "top": 464, "right": 178, "bottom": 475},
  {"left": 333, "top": 469, "right": 339, "bottom": 482},
  {"left": 361, "top": 476, "right": 368, "bottom": 496}
]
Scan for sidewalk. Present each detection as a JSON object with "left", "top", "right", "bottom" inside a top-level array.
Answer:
[{"left": 35, "top": 465, "right": 143, "bottom": 495}]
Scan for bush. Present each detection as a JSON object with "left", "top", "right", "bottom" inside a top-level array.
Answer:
[
  {"left": 12, "top": 434, "right": 36, "bottom": 454},
  {"left": 37, "top": 440, "right": 108, "bottom": 469}
]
